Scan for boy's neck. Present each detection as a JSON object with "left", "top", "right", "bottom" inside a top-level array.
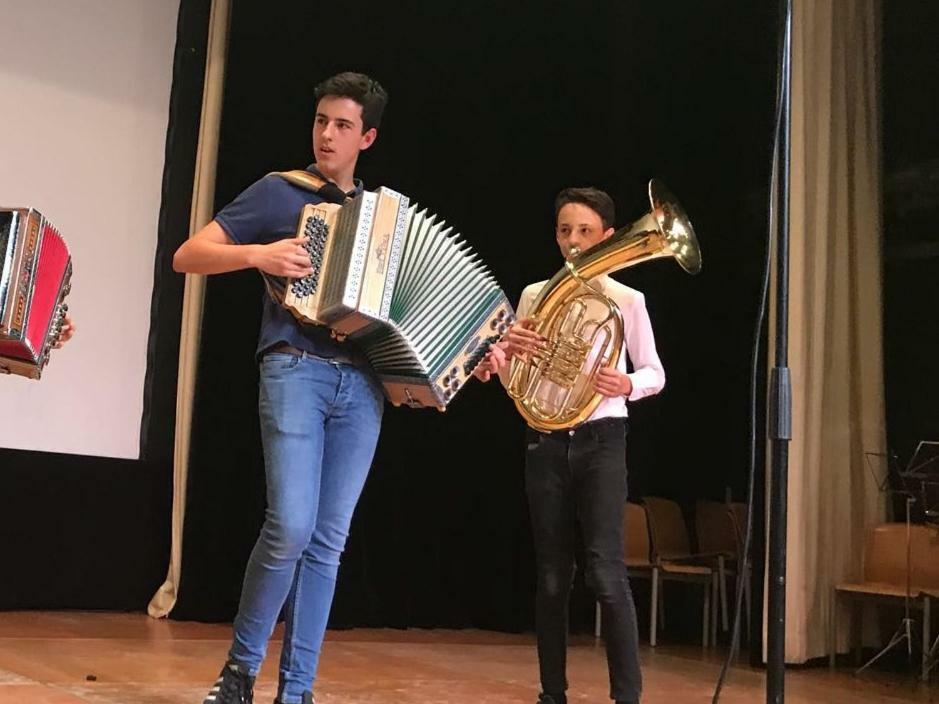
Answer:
[{"left": 314, "top": 162, "right": 356, "bottom": 193}]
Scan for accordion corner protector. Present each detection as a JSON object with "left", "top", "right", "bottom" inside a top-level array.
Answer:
[{"left": 0, "top": 208, "right": 72, "bottom": 380}]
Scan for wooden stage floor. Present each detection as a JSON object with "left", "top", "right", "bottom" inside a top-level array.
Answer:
[{"left": 0, "top": 612, "right": 933, "bottom": 703}]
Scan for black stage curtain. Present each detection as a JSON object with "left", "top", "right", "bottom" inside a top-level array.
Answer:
[
  {"left": 882, "top": 1, "right": 939, "bottom": 475},
  {"left": 172, "top": 0, "right": 777, "bottom": 638}
]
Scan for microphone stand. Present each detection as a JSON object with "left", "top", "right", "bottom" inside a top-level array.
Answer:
[{"left": 766, "top": 0, "right": 793, "bottom": 701}]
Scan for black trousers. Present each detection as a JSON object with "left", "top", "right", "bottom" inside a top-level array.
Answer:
[{"left": 525, "top": 417, "right": 642, "bottom": 703}]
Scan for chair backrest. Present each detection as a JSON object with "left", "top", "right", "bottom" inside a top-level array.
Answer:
[
  {"left": 644, "top": 497, "right": 691, "bottom": 560},
  {"left": 864, "top": 523, "right": 939, "bottom": 591},
  {"left": 913, "top": 525, "right": 939, "bottom": 592},
  {"left": 863, "top": 523, "right": 909, "bottom": 585},
  {"left": 728, "top": 502, "right": 749, "bottom": 553},
  {"left": 695, "top": 500, "right": 738, "bottom": 555},
  {"left": 624, "top": 501, "right": 652, "bottom": 563}
]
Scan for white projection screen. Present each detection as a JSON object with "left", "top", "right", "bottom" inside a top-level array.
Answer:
[{"left": 0, "top": 0, "right": 181, "bottom": 459}]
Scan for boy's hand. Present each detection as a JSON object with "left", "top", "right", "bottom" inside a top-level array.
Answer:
[
  {"left": 250, "top": 238, "right": 314, "bottom": 279},
  {"left": 472, "top": 342, "right": 508, "bottom": 382},
  {"left": 503, "top": 318, "right": 546, "bottom": 360},
  {"left": 54, "top": 314, "right": 75, "bottom": 348},
  {"left": 594, "top": 367, "right": 633, "bottom": 398}
]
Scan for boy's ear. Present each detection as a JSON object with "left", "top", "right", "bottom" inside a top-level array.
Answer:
[
  {"left": 359, "top": 127, "right": 378, "bottom": 151},
  {"left": 602, "top": 226, "right": 615, "bottom": 240}
]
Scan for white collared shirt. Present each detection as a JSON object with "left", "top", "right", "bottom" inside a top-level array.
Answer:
[{"left": 499, "top": 275, "right": 665, "bottom": 420}]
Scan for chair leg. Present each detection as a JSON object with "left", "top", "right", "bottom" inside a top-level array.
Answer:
[
  {"left": 711, "top": 573, "right": 719, "bottom": 646},
  {"left": 719, "top": 555, "right": 729, "bottom": 632},
  {"left": 744, "top": 565, "right": 752, "bottom": 636},
  {"left": 595, "top": 600, "right": 602, "bottom": 639},
  {"left": 923, "top": 597, "right": 931, "bottom": 682},
  {"left": 650, "top": 568, "right": 659, "bottom": 647},
  {"left": 852, "top": 600, "right": 863, "bottom": 666},
  {"left": 703, "top": 579, "right": 711, "bottom": 648},
  {"left": 829, "top": 588, "right": 838, "bottom": 669}
]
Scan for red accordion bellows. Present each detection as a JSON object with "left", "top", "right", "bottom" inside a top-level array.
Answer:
[{"left": 0, "top": 208, "right": 72, "bottom": 379}]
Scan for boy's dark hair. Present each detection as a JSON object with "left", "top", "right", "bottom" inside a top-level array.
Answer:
[
  {"left": 314, "top": 72, "right": 388, "bottom": 132},
  {"left": 554, "top": 187, "right": 616, "bottom": 230}
]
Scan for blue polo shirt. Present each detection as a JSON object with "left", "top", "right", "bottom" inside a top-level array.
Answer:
[{"left": 215, "top": 165, "right": 366, "bottom": 361}]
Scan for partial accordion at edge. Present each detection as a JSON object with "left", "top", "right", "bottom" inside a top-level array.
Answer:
[
  {"left": 263, "top": 187, "right": 514, "bottom": 410},
  {"left": 0, "top": 208, "right": 72, "bottom": 379}
]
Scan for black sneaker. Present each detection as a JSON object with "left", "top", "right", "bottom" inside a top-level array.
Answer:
[
  {"left": 273, "top": 693, "right": 314, "bottom": 704},
  {"left": 537, "top": 694, "right": 565, "bottom": 704},
  {"left": 203, "top": 661, "right": 255, "bottom": 704}
]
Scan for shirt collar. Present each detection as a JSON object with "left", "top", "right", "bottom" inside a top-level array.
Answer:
[{"left": 306, "top": 163, "right": 364, "bottom": 197}]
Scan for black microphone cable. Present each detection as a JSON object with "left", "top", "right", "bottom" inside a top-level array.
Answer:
[{"left": 711, "top": 2, "right": 791, "bottom": 700}]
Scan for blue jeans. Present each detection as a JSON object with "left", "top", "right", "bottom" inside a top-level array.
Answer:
[{"left": 228, "top": 351, "right": 384, "bottom": 704}]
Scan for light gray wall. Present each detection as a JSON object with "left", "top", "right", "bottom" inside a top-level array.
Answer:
[{"left": 0, "top": 0, "right": 181, "bottom": 458}]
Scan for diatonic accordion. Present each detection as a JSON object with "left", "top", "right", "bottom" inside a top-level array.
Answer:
[
  {"left": 263, "top": 187, "right": 514, "bottom": 410},
  {"left": 0, "top": 208, "right": 72, "bottom": 379}
]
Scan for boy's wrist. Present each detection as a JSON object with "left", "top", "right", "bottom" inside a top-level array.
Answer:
[
  {"left": 622, "top": 373, "right": 633, "bottom": 397},
  {"left": 244, "top": 244, "right": 261, "bottom": 270}
]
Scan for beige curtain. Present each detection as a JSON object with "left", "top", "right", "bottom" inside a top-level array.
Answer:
[
  {"left": 148, "top": 0, "right": 231, "bottom": 618},
  {"left": 770, "top": 0, "right": 887, "bottom": 663}
]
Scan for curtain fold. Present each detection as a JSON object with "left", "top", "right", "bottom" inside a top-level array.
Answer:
[
  {"left": 149, "top": 0, "right": 231, "bottom": 619},
  {"left": 768, "top": 0, "right": 887, "bottom": 663}
]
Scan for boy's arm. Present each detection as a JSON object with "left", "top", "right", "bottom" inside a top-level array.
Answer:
[
  {"left": 622, "top": 291, "right": 665, "bottom": 400},
  {"left": 472, "top": 286, "right": 542, "bottom": 385},
  {"left": 494, "top": 286, "right": 540, "bottom": 387},
  {"left": 173, "top": 220, "right": 313, "bottom": 278}
]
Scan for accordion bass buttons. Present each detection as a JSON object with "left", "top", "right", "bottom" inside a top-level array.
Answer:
[
  {"left": 48, "top": 302, "right": 68, "bottom": 347},
  {"left": 490, "top": 308, "right": 515, "bottom": 333},
  {"left": 461, "top": 333, "right": 502, "bottom": 378}
]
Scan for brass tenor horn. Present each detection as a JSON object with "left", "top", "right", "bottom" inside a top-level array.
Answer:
[{"left": 507, "top": 179, "right": 701, "bottom": 432}]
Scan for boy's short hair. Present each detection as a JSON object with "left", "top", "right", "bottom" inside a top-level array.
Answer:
[
  {"left": 314, "top": 72, "right": 388, "bottom": 132},
  {"left": 554, "top": 187, "right": 616, "bottom": 230}
]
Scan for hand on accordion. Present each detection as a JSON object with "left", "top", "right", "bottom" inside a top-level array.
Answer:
[
  {"left": 472, "top": 342, "right": 508, "bottom": 383},
  {"left": 251, "top": 237, "right": 314, "bottom": 279},
  {"left": 53, "top": 315, "right": 76, "bottom": 349}
]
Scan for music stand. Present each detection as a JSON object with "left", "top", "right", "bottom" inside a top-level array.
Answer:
[
  {"left": 902, "top": 441, "right": 939, "bottom": 680},
  {"left": 902, "top": 441, "right": 939, "bottom": 525},
  {"left": 855, "top": 501, "right": 919, "bottom": 675},
  {"left": 855, "top": 449, "right": 921, "bottom": 676},
  {"left": 863, "top": 450, "right": 897, "bottom": 494}
]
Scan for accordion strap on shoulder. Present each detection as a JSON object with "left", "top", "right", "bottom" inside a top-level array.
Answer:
[
  {"left": 276, "top": 169, "right": 329, "bottom": 192},
  {"left": 274, "top": 170, "right": 351, "bottom": 204}
]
